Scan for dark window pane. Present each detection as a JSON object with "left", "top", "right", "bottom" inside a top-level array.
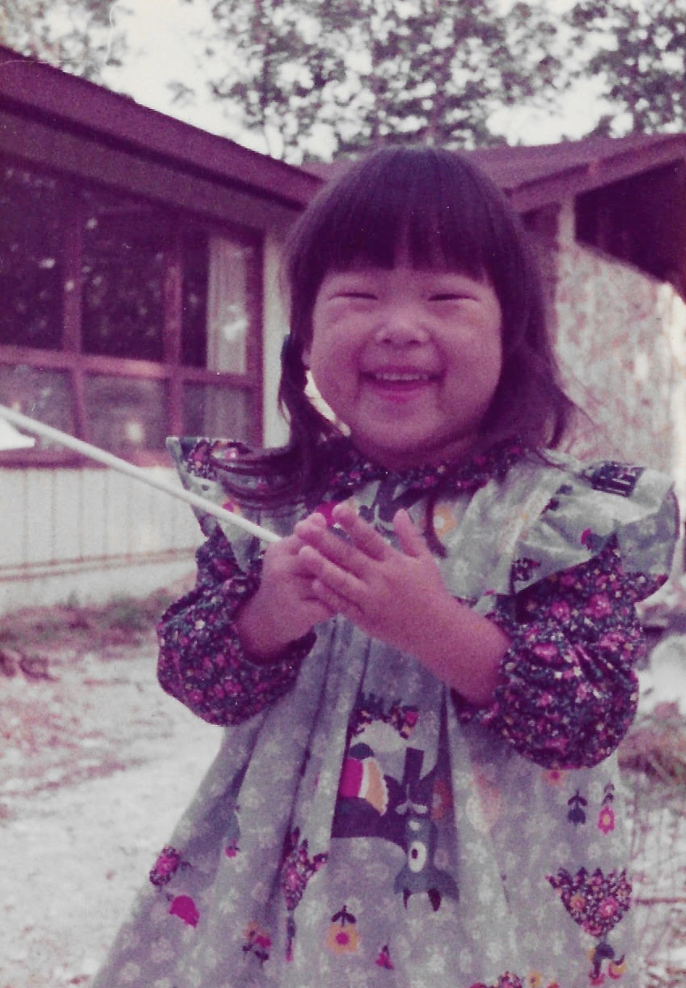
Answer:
[
  {"left": 0, "top": 364, "right": 74, "bottom": 448},
  {"left": 81, "top": 190, "right": 167, "bottom": 361},
  {"left": 84, "top": 375, "right": 167, "bottom": 456},
  {"left": 181, "top": 229, "right": 208, "bottom": 367},
  {"left": 0, "top": 162, "right": 64, "bottom": 350},
  {"left": 183, "top": 383, "right": 249, "bottom": 440}
]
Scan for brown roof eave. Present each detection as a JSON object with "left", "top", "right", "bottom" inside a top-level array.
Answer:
[
  {"left": 0, "top": 46, "right": 320, "bottom": 210},
  {"left": 505, "top": 136, "right": 686, "bottom": 211}
]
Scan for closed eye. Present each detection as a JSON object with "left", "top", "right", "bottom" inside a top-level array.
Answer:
[{"left": 429, "top": 293, "right": 473, "bottom": 302}]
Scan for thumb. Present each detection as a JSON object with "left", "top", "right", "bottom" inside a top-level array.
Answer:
[{"left": 393, "top": 509, "right": 429, "bottom": 558}]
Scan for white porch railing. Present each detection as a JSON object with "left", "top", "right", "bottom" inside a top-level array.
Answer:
[{"left": 0, "top": 467, "right": 202, "bottom": 614}]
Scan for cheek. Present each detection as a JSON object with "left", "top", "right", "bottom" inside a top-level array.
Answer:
[
  {"left": 308, "top": 320, "right": 358, "bottom": 384},
  {"left": 465, "top": 326, "right": 502, "bottom": 382},
  {"left": 464, "top": 332, "right": 503, "bottom": 415},
  {"left": 483, "top": 314, "right": 504, "bottom": 381},
  {"left": 306, "top": 338, "right": 351, "bottom": 413}
]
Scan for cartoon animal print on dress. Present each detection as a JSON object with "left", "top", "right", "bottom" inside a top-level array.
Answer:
[
  {"left": 333, "top": 696, "right": 459, "bottom": 911},
  {"left": 348, "top": 692, "right": 419, "bottom": 740},
  {"left": 393, "top": 749, "right": 459, "bottom": 911},
  {"left": 180, "top": 437, "right": 252, "bottom": 481}
]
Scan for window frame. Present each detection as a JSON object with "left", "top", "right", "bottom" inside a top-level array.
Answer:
[{"left": 0, "top": 152, "right": 264, "bottom": 467}]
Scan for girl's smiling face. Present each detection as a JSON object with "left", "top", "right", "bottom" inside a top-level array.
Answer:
[{"left": 306, "top": 265, "right": 503, "bottom": 469}]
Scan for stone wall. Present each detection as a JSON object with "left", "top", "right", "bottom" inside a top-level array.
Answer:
[{"left": 553, "top": 241, "right": 686, "bottom": 506}]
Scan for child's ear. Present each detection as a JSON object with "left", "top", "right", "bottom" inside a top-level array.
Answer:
[{"left": 302, "top": 346, "right": 311, "bottom": 369}]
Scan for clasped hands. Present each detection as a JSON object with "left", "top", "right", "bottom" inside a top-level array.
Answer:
[
  {"left": 234, "top": 502, "right": 506, "bottom": 705},
  {"left": 235, "top": 503, "right": 448, "bottom": 661}
]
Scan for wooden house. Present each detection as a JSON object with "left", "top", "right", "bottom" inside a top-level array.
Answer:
[
  {"left": 1, "top": 46, "right": 685, "bottom": 612},
  {"left": 0, "top": 46, "right": 318, "bottom": 612}
]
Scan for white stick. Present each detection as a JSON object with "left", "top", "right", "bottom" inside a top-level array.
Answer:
[{"left": 0, "top": 404, "right": 281, "bottom": 543}]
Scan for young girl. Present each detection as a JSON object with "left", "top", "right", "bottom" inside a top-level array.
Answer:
[{"left": 92, "top": 147, "right": 677, "bottom": 988}]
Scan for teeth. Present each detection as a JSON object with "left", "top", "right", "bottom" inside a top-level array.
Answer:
[{"left": 373, "top": 372, "right": 431, "bottom": 382}]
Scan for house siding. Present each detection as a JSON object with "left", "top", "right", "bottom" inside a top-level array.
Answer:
[
  {"left": 0, "top": 466, "right": 201, "bottom": 613},
  {"left": 554, "top": 241, "right": 686, "bottom": 506}
]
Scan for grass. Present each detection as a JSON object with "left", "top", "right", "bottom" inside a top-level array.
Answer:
[
  {"left": 619, "top": 691, "right": 686, "bottom": 986},
  {"left": 0, "top": 586, "right": 180, "bottom": 654},
  {"left": 620, "top": 702, "right": 686, "bottom": 784}
]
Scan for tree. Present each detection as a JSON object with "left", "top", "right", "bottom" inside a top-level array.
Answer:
[
  {"left": 199, "top": 0, "right": 565, "bottom": 161},
  {"left": 0, "top": 0, "right": 125, "bottom": 79},
  {"left": 565, "top": 0, "right": 686, "bottom": 136}
]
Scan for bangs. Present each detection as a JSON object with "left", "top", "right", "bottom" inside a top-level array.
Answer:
[
  {"left": 279, "top": 144, "right": 574, "bottom": 479},
  {"left": 301, "top": 148, "right": 495, "bottom": 279},
  {"left": 286, "top": 145, "right": 532, "bottom": 356}
]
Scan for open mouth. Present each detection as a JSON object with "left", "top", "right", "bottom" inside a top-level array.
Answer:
[
  {"left": 370, "top": 371, "right": 434, "bottom": 383},
  {"left": 363, "top": 370, "right": 438, "bottom": 399}
]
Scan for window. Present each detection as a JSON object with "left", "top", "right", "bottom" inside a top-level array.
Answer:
[
  {"left": 0, "top": 165, "right": 64, "bottom": 350},
  {"left": 0, "top": 155, "right": 263, "bottom": 463},
  {"left": 81, "top": 190, "right": 168, "bottom": 363}
]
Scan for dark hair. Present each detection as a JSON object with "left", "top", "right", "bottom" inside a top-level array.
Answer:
[{"left": 229, "top": 146, "right": 574, "bottom": 504}]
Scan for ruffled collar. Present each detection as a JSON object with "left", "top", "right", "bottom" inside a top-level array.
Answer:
[
  {"left": 323, "top": 436, "right": 530, "bottom": 496},
  {"left": 176, "top": 433, "right": 532, "bottom": 508}
]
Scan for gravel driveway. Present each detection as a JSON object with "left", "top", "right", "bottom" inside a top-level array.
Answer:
[{"left": 0, "top": 631, "right": 220, "bottom": 988}]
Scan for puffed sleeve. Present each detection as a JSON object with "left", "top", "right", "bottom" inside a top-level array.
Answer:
[
  {"left": 157, "top": 437, "right": 314, "bottom": 726},
  {"left": 157, "top": 525, "right": 314, "bottom": 726},
  {"left": 453, "top": 460, "right": 679, "bottom": 770}
]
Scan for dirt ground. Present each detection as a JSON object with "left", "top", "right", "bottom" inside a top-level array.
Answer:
[{"left": 0, "top": 600, "right": 221, "bottom": 988}]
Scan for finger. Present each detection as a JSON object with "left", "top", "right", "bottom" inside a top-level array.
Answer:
[
  {"left": 310, "top": 577, "right": 362, "bottom": 623},
  {"left": 292, "top": 548, "right": 323, "bottom": 579},
  {"left": 273, "top": 531, "right": 308, "bottom": 559},
  {"left": 293, "top": 512, "right": 329, "bottom": 543},
  {"left": 302, "top": 592, "right": 337, "bottom": 621},
  {"left": 283, "top": 572, "right": 337, "bottom": 619},
  {"left": 297, "top": 544, "right": 366, "bottom": 602},
  {"left": 331, "top": 504, "right": 389, "bottom": 562},
  {"left": 295, "top": 519, "right": 371, "bottom": 578},
  {"left": 393, "top": 508, "right": 429, "bottom": 558}
]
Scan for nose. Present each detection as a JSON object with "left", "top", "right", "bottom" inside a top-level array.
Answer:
[{"left": 373, "top": 303, "right": 430, "bottom": 346}]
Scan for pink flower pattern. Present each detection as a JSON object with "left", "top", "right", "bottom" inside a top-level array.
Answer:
[
  {"left": 598, "top": 806, "right": 616, "bottom": 835},
  {"left": 122, "top": 434, "right": 675, "bottom": 986},
  {"left": 281, "top": 828, "right": 328, "bottom": 961},
  {"left": 281, "top": 828, "right": 328, "bottom": 913},
  {"left": 469, "top": 975, "right": 525, "bottom": 988},
  {"left": 149, "top": 846, "right": 183, "bottom": 887},
  {"left": 169, "top": 894, "right": 200, "bottom": 927},
  {"left": 456, "top": 537, "right": 660, "bottom": 770},
  {"left": 547, "top": 867, "right": 632, "bottom": 938}
]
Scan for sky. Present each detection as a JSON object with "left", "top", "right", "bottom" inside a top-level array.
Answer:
[{"left": 96, "top": 0, "right": 611, "bottom": 159}]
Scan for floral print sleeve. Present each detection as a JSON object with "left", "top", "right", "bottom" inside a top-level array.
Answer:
[
  {"left": 453, "top": 537, "right": 667, "bottom": 770},
  {"left": 157, "top": 526, "right": 314, "bottom": 726}
]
